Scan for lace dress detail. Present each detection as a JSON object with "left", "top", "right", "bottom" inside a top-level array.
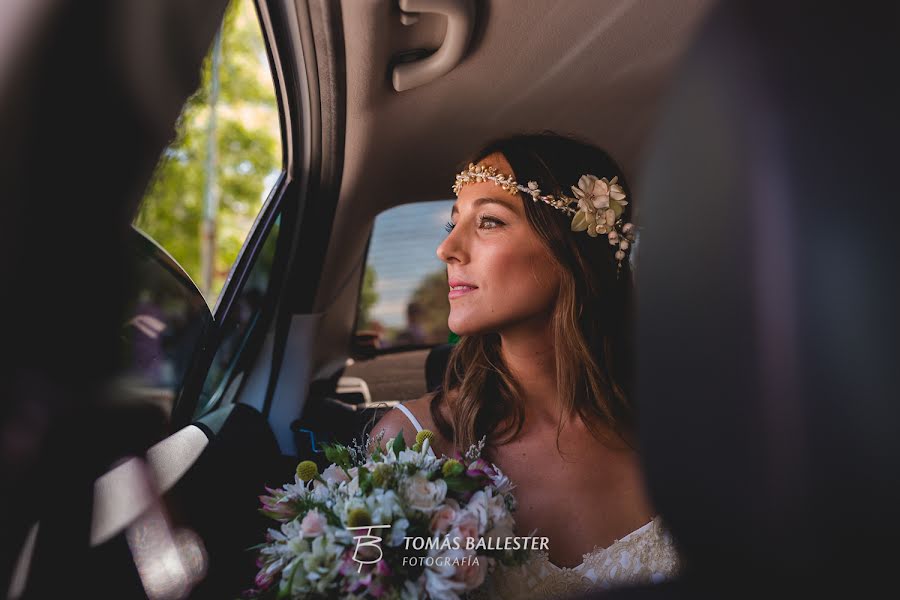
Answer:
[{"left": 471, "top": 515, "right": 680, "bottom": 599}]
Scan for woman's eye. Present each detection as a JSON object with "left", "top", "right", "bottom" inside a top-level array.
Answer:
[
  {"left": 478, "top": 215, "right": 504, "bottom": 229},
  {"left": 444, "top": 220, "right": 456, "bottom": 233}
]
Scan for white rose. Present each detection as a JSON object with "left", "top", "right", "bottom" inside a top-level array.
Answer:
[
  {"left": 300, "top": 509, "right": 327, "bottom": 537},
  {"left": 322, "top": 464, "right": 349, "bottom": 484},
  {"left": 402, "top": 473, "right": 447, "bottom": 514}
]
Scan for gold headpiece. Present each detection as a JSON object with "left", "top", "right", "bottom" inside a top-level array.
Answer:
[{"left": 453, "top": 163, "right": 636, "bottom": 269}]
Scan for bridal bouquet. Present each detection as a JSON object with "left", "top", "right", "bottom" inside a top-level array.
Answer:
[{"left": 245, "top": 430, "right": 532, "bottom": 600}]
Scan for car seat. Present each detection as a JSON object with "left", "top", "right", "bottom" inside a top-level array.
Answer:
[{"left": 588, "top": 1, "right": 900, "bottom": 597}]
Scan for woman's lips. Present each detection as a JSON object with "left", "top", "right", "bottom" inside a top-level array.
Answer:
[{"left": 448, "top": 280, "right": 478, "bottom": 300}]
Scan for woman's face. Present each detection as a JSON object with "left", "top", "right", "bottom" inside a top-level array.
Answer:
[{"left": 437, "top": 153, "right": 561, "bottom": 336}]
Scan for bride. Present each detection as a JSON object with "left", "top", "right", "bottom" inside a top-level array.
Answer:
[{"left": 373, "top": 133, "right": 680, "bottom": 598}]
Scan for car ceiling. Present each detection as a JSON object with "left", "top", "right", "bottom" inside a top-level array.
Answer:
[{"left": 297, "top": 0, "right": 715, "bottom": 378}]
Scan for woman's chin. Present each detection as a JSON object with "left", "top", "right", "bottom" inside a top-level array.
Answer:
[{"left": 448, "top": 314, "right": 481, "bottom": 337}]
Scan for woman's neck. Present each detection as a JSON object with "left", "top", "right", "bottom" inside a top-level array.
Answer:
[{"left": 498, "top": 319, "right": 561, "bottom": 426}]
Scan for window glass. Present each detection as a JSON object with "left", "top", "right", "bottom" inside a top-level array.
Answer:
[
  {"left": 358, "top": 201, "right": 455, "bottom": 350},
  {"left": 194, "top": 213, "right": 282, "bottom": 417},
  {"left": 133, "top": 0, "right": 282, "bottom": 308},
  {"left": 119, "top": 232, "right": 213, "bottom": 417}
]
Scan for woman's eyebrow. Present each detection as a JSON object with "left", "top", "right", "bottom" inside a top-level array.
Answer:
[{"left": 450, "top": 196, "right": 518, "bottom": 218}]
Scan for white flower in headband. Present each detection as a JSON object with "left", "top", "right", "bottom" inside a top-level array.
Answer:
[{"left": 453, "top": 163, "right": 637, "bottom": 270}]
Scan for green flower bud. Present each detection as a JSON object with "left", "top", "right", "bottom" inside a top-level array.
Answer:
[
  {"left": 442, "top": 459, "right": 464, "bottom": 477},
  {"left": 372, "top": 464, "right": 392, "bottom": 487},
  {"left": 296, "top": 460, "right": 319, "bottom": 482},
  {"left": 347, "top": 508, "right": 372, "bottom": 528},
  {"left": 415, "top": 429, "right": 434, "bottom": 446}
]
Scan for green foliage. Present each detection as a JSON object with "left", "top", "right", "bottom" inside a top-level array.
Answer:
[
  {"left": 134, "top": 0, "right": 281, "bottom": 304},
  {"left": 391, "top": 431, "right": 406, "bottom": 456},
  {"left": 323, "top": 443, "right": 351, "bottom": 470},
  {"left": 410, "top": 269, "right": 451, "bottom": 341},
  {"left": 356, "top": 265, "right": 379, "bottom": 329}
]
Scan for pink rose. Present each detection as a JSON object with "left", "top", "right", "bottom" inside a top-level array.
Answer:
[
  {"left": 452, "top": 511, "right": 480, "bottom": 544},
  {"left": 322, "top": 464, "right": 350, "bottom": 484},
  {"left": 430, "top": 500, "right": 459, "bottom": 534},
  {"left": 300, "top": 509, "right": 327, "bottom": 537}
]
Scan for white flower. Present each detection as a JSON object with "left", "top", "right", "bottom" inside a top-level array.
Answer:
[
  {"left": 489, "top": 466, "right": 515, "bottom": 495},
  {"left": 605, "top": 208, "right": 616, "bottom": 226},
  {"left": 424, "top": 548, "right": 467, "bottom": 600},
  {"left": 281, "top": 475, "right": 310, "bottom": 500},
  {"left": 389, "top": 517, "right": 409, "bottom": 546},
  {"left": 607, "top": 176, "right": 626, "bottom": 201},
  {"left": 486, "top": 493, "right": 514, "bottom": 531},
  {"left": 365, "top": 488, "right": 404, "bottom": 524},
  {"left": 300, "top": 509, "right": 327, "bottom": 537},
  {"left": 305, "top": 480, "right": 330, "bottom": 504},
  {"left": 402, "top": 473, "right": 447, "bottom": 514}
]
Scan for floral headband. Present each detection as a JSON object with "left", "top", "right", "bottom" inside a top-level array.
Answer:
[{"left": 453, "top": 163, "right": 636, "bottom": 270}]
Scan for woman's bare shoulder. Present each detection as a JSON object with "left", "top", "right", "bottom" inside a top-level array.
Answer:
[{"left": 370, "top": 393, "right": 454, "bottom": 455}]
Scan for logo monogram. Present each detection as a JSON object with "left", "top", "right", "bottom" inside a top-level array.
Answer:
[{"left": 346, "top": 525, "right": 390, "bottom": 572}]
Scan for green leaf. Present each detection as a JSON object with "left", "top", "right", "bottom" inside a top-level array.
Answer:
[
  {"left": 443, "top": 475, "right": 482, "bottom": 493},
  {"left": 571, "top": 210, "right": 589, "bottom": 231},
  {"left": 391, "top": 431, "right": 406, "bottom": 455},
  {"left": 358, "top": 466, "right": 373, "bottom": 494}
]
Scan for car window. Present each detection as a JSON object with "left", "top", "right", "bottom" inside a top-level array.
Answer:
[
  {"left": 357, "top": 200, "right": 455, "bottom": 350},
  {"left": 194, "top": 211, "right": 282, "bottom": 417},
  {"left": 133, "top": 0, "right": 282, "bottom": 309}
]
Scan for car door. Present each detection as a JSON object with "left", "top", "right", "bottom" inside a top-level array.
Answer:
[{"left": 2, "top": 0, "right": 325, "bottom": 598}]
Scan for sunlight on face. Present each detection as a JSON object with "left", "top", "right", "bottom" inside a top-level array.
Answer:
[{"left": 437, "top": 153, "right": 561, "bottom": 336}]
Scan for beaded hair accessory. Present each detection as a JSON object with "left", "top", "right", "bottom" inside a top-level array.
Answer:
[{"left": 453, "top": 163, "right": 636, "bottom": 269}]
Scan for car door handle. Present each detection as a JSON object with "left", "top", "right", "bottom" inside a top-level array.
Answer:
[{"left": 392, "top": 0, "right": 475, "bottom": 92}]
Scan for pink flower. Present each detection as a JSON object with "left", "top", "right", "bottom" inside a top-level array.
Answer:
[
  {"left": 452, "top": 550, "right": 488, "bottom": 590},
  {"left": 452, "top": 511, "right": 481, "bottom": 544},
  {"left": 300, "top": 509, "right": 327, "bottom": 537},
  {"left": 322, "top": 464, "right": 350, "bottom": 484},
  {"left": 430, "top": 500, "right": 460, "bottom": 534}
]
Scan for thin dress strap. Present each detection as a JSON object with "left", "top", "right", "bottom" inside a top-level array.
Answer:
[
  {"left": 393, "top": 403, "right": 436, "bottom": 457},
  {"left": 395, "top": 403, "right": 424, "bottom": 432}
]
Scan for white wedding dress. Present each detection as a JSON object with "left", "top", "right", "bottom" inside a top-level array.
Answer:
[{"left": 394, "top": 404, "right": 682, "bottom": 599}]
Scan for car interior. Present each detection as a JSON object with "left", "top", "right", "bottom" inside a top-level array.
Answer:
[{"left": 2, "top": 0, "right": 897, "bottom": 599}]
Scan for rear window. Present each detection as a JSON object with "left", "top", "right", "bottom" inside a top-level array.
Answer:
[{"left": 357, "top": 200, "right": 455, "bottom": 350}]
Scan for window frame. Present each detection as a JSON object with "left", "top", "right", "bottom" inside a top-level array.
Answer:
[{"left": 168, "top": 0, "right": 303, "bottom": 427}]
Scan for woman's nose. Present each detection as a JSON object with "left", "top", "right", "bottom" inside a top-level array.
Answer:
[{"left": 437, "top": 225, "right": 466, "bottom": 264}]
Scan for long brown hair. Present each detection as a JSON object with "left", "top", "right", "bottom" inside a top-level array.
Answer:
[{"left": 430, "top": 132, "right": 637, "bottom": 453}]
